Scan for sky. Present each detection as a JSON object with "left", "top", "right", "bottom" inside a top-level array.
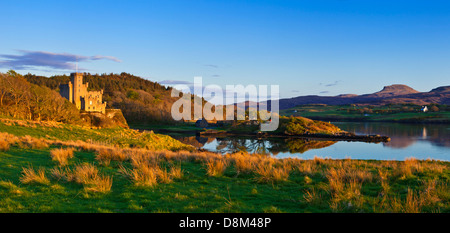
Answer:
[{"left": 0, "top": 0, "right": 449, "bottom": 100}]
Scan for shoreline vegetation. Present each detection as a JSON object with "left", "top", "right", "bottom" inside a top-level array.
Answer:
[
  {"left": 197, "top": 130, "right": 390, "bottom": 143},
  {"left": 280, "top": 104, "right": 450, "bottom": 124},
  {"left": 132, "top": 116, "right": 391, "bottom": 143},
  {"left": 0, "top": 119, "right": 449, "bottom": 213}
]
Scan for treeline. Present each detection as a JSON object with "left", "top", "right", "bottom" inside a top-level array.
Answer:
[
  {"left": 24, "top": 72, "right": 169, "bottom": 94},
  {"left": 24, "top": 72, "right": 198, "bottom": 124},
  {"left": 337, "top": 103, "right": 443, "bottom": 114},
  {"left": 0, "top": 71, "right": 83, "bottom": 124},
  {"left": 9, "top": 71, "right": 273, "bottom": 125}
]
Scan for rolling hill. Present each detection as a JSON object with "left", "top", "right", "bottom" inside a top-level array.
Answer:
[
  {"left": 24, "top": 72, "right": 206, "bottom": 124},
  {"left": 277, "top": 84, "right": 450, "bottom": 110}
]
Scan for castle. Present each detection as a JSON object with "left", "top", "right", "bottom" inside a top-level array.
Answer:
[{"left": 60, "top": 73, "right": 107, "bottom": 114}]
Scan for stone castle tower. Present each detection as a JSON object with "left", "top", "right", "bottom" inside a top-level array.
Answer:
[{"left": 60, "top": 73, "right": 107, "bottom": 114}]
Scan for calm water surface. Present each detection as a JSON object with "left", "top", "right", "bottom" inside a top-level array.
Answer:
[{"left": 173, "top": 122, "right": 450, "bottom": 161}]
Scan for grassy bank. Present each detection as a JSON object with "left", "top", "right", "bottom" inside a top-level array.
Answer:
[
  {"left": 0, "top": 117, "right": 193, "bottom": 151},
  {"left": 0, "top": 131, "right": 449, "bottom": 213}
]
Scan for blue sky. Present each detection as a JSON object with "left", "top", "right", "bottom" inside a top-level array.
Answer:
[{"left": 1, "top": 0, "right": 449, "bottom": 99}]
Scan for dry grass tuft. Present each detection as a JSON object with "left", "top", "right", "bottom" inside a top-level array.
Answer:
[
  {"left": 20, "top": 166, "right": 50, "bottom": 185},
  {"left": 50, "top": 167, "right": 72, "bottom": 182},
  {"left": 169, "top": 166, "right": 184, "bottom": 180},
  {"left": 0, "top": 140, "right": 10, "bottom": 152},
  {"left": 230, "top": 153, "right": 255, "bottom": 175},
  {"left": 418, "top": 179, "right": 445, "bottom": 208},
  {"left": 119, "top": 152, "right": 181, "bottom": 187},
  {"left": 326, "top": 167, "right": 364, "bottom": 211},
  {"left": 303, "top": 188, "right": 322, "bottom": 205},
  {"left": 70, "top": 163, "right": 112, "bottom": 193},
  {"left": 394, "top": 157, "right": 423, "bottom": 178},
  {"left": 50, "top": 148, "right": 75, "bottom": 166},
  {"left": 72, "top": 163, "right": 98, "bottom": 184},
  {"left": 19, "top": 135, "right": 49, "bottom": 149},
  {"left": 119, "top": 164, "right": 158, "bottom": 187},
  {"left": 403, "top": 189, "right": 421, "bottom": 213},
  {"left": 313, "top": 156, "right": 326, "bottom": 165},
  {"left": 205, "top": 158, "right": 228, "bottom": 177},
  {"left": 95, "top": 148, "right": 128, "bottom": 166},
  {"left": 1, "top": 132, "right": 20, "bottom": 143},
  {"left": 295, "top": 160, "right": 315, "bottom": 175},
  {"left": 157, "top": 168, "right": 173, "bottom": 184},
  {"left": 378, "top": 170, "right": 390, "bottom": 196},
  {"left": 422, "top": 160, "right": 446, "bottom": 173},
  {"left": 84, "top": 175, "right": 113, "bottom": 193},
  {"left": 254, "top": 160, "right": 290, "bottom": 183}
]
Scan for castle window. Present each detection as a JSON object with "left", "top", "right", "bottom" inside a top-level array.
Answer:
[{"left": 90, "top": 101, "right": 93, "bottom": 105}]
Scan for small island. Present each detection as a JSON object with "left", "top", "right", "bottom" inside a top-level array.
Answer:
[{"left": 196, "top": 116, "right": 390, "bottom": 143}]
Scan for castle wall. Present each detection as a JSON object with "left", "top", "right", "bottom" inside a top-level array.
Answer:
[
  {"left": 60, "top": 73, "right": 107, "bottom": 114},
  {"left": 71, "top": 73, "right": 88, "bottom": 110},
  {"left": 59, "top": 82, "right": 73, "bottom": 103},
  {"left": 83, "top": 90, "right": 107, "bottom": 114}
]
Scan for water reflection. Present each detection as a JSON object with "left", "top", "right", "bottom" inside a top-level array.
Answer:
[
  {"left": 171, "top": 122, "right": 449, "bottom": 160},
  {"left": 176, "top": 136, "right": 215, "bottom": 148},
  {"left": 333, "top": 122, "right": 450, "bottom": 148},
  {"left": 174, "top": 136, "right": 336, "bottom": 155},
  {"left": 282, "top": 139, "right": 337, "bottom": 153}
]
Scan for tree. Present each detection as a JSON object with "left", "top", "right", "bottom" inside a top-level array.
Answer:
[
  {"left": 0, "top": 74, "right": 8, "bottom": 106},
  {"left": 0, "top": 72, "right": 84, "bottom": 124}
]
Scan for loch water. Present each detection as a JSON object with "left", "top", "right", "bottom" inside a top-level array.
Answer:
[{"left": 173, "top": 122, "right": 450, "bottom": 161}]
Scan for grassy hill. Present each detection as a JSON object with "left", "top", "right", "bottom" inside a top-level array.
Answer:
[
  {"left": 24, "top": 72, "right": 205, "bottom": 124},
  {"left": 0, "top": 117, "right": 193, "bottom": 151},
  {"left": 0, "top": 71, "right": 132, "bottom": 128}
]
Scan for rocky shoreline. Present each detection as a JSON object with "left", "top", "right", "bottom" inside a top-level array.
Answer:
[{"left": 198, "top": 130, "right": 390, "bottom": 143}]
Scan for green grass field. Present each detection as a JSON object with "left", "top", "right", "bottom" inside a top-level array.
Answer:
[
  {"left": 280, "top": 104, "right": 450, "bottom": 123},
  {"left": 0, "top": 117, "right": 193, "bottom": 151},
  {"left": 1, "top": 116, "right": 449, "bottom": 213},
  {"left": 0, "top": 146, "right": 315, "bottom": 213},
  {"left": 129, "top": 122, "right": 201, "bottom": 132},
  {"left": 0, "top": 129, "right": 449, "bottom": 213}
]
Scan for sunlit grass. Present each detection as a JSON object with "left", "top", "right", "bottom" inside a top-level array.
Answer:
[
  {"left": 50, "top": 148, "right": 75, "bottom": 166},
  {"left": 0, "top": 131, "right": 449, "bottom": 213}
]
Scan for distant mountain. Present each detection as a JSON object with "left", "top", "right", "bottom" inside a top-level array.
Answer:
[
  {"left": 363, "top": 84, "right": 419, "bottom": 98},
  {"left": 337, "top": 94, "right": 358, "bottom": 98},
  {"left": 430, "top": 86, "right": 450, "bottom": 94},
  {"left": 276, "top": 84, "right": 450, "bottom": 110}
]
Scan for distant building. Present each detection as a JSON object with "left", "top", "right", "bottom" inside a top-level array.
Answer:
[
  {"left": 421, "top": 106, "right": 428, "bottom": 112},
  {"left": 60, "top": 73, "right": 107, "bottom": 114}
]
